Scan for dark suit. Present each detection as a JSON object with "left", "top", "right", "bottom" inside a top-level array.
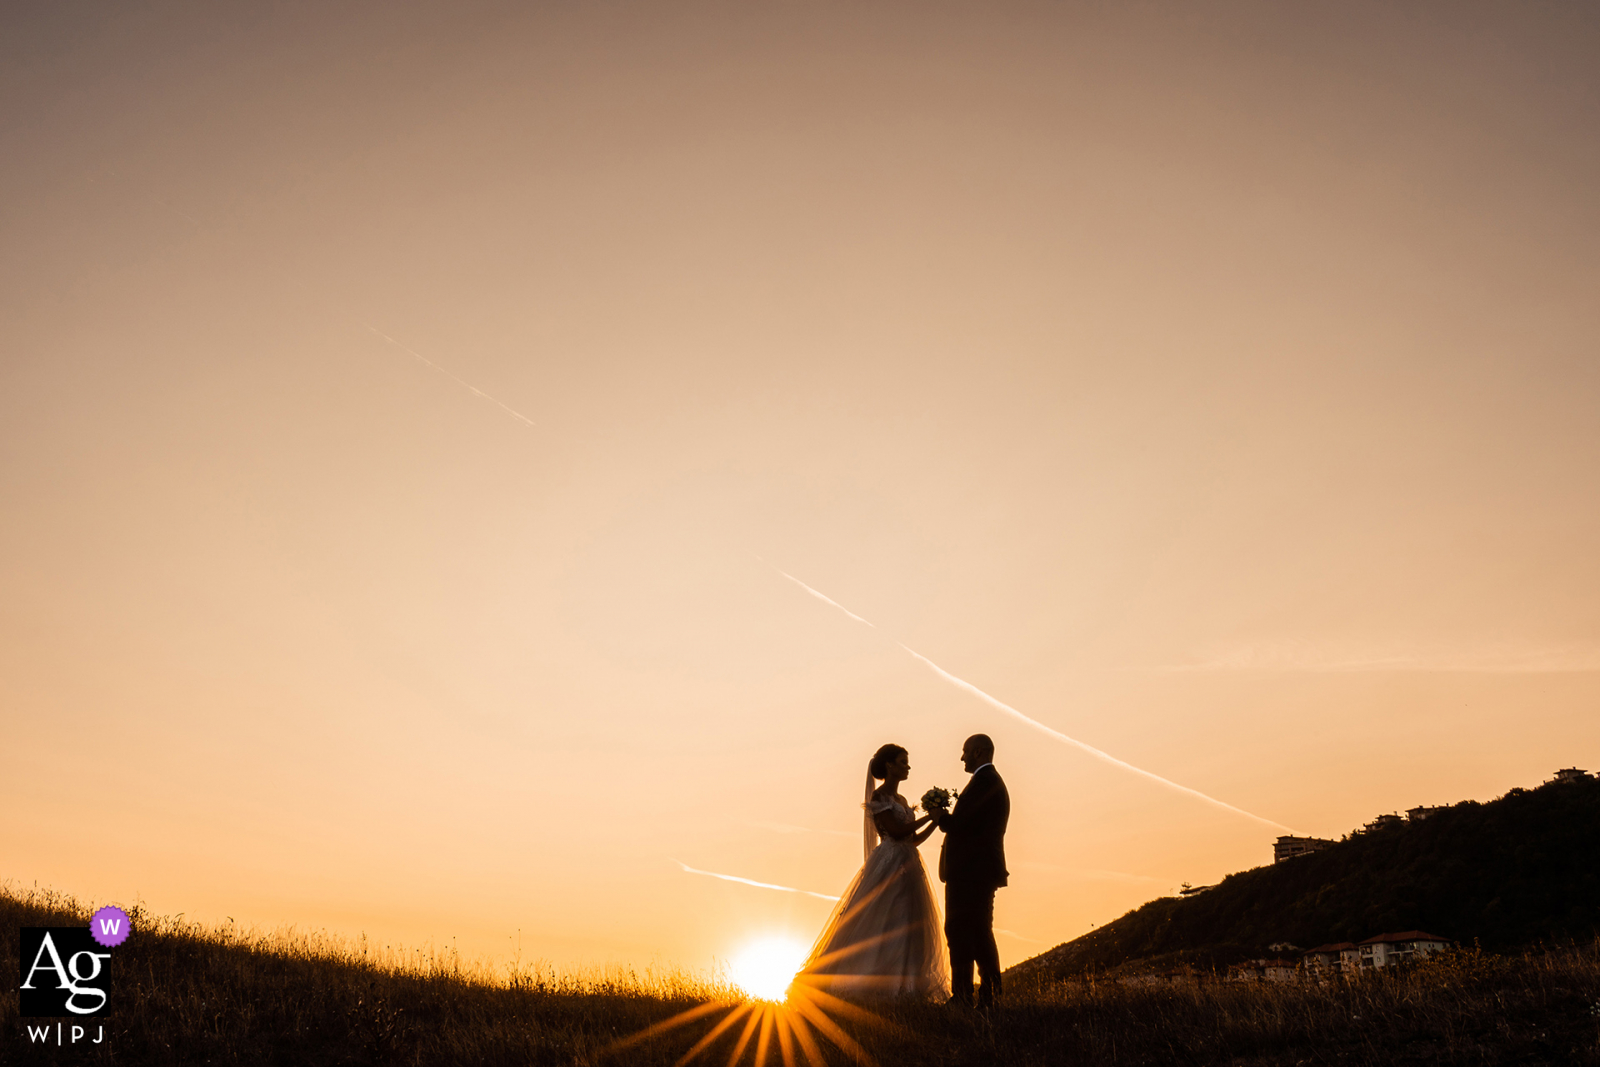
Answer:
[{"left": 937, "top": 763, "right": 1009, "bottom": 1006}]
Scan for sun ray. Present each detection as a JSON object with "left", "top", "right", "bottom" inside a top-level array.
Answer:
[
  {"left": 790, "top": 984, "right": 906, "bottom": 1039},
  {"left": 775, "top": 1009, "right": 799, "bottom": 1067},
  {"left": 801, "top": 921, "right": 915, "bottom": 972},
  {"left": 789, "top": 991, "right": 876, "bottom": 1066},
  {"left": 785, "top": 1008, "right": 829, "bottom": 1067},
  {"left": 604, "top": 999, "right": 732, "bottom": 1055},
  {"left": 754, "top": 1008, "right": 776, "bottom": 1066},
  {"left": 792, "top": 872, "right": 905, "bottom": 974},
  {"left": 830, "top": 869, "right": 900, "bottom": 922},
  {"left": 673, "top": 1002, "right": 754, "bottom": 1067},
  {"left": 794, "top": 973, "right": 915, "bottom": 997},
  {"left": 724, "top": 1003, "right": 764, "bottom": 1067}
]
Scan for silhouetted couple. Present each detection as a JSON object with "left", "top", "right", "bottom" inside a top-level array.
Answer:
[{"left": 795, "top": 734, "right": 1010, "bottom": 1009}]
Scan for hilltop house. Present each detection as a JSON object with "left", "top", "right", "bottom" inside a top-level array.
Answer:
[
  {"left": 1302, "top": 942, "right": 1356, "bottom": 972},
  {"left": 1301, "top": 933, "right": 1452, "bottom": 973},
  {"left": 1279, "top": 768, "right": 1589, "bottom": 863},
  {"left": 1273, "top": 835, "right": 1336, "bottom": 862},
  {"left": 1355, "top": 932, "right": 1453, "bottom": 969},
  {"left": 1277, "top": 803, "right": 1459, "bottom": 863},
  {"left": 1227, "top": 958, "right": 1298, "bottom": 982}
]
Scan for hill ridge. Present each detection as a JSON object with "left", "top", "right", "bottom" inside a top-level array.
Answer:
[{"left": 1008, "top": 775, "right": 1600, "bottom": 980}]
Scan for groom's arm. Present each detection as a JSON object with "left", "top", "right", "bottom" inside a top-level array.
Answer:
[{"left": 936, "top": 772, "right": 998, "bottom": 835}]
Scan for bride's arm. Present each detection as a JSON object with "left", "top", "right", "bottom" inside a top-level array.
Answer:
[{"left": 871, "top": 807, "right": 930, "bottom": 840}]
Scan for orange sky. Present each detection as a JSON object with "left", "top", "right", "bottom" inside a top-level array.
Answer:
[{"left": 4, "top": 1, "right": 1598, "bottom": 973}]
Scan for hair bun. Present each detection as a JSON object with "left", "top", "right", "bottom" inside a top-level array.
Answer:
[{"left": 869, "top": 743, "right": 907, "bottom": 780}]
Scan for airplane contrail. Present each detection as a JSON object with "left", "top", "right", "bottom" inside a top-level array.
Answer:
[
  {"left": 366, "top": 326, "right": 537, "bottom": 428},
  {"left": 895, "top": 643, "right": 1295, "bottom": 831},
  {"left": 763, "top": 563, "right": 1297, "bottom": 833},
  {"left": 674, "top": 860, "right": 841, "bottom": 901},
  {"left": 759, "top": 558, "right": 876, "bottom": 627}
]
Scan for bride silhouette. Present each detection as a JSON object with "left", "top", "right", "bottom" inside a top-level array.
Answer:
[{"left": 792, "top": 744, "right": 951, "bottom": 1000}]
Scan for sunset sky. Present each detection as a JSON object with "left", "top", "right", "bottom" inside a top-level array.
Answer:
[{"left": 4, "top": 1, "right": 1598, "bottom": 974}]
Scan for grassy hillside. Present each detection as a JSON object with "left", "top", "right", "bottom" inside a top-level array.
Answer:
[
  {"left": 5, "top": 881, "right": 1600, "bottom": 1064},
  {"left": 3, "top": 884, "right": 704, "bottom": 1065},
  {"left": 1011, "top": 775, "right": 1600, "bottom": 981}
]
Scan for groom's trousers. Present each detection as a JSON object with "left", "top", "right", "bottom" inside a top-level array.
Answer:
[{"left": 944, "top": 881, "right": 1002, "bottom": 1005}]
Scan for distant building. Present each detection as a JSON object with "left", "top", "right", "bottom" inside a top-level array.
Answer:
[
  {"left": 1406, "top": 805, "right": 1448, "bottom": 821},
  {"left": 1364, "top": 813, "right": 1404, "bottom": 832},
  {"left": 1228, "top": 958, "right": 1298, "bottom": 983},
  {"left": 1301, "top": 943, "right": 1354, "bottom": 973},
  {"left": 1274, "top": 835, "right": 1336, "bottom": 862},
  {"left": 1355, "top": 931, "right": 1453, "bottom": 968},
  {"left": 1304, "top": 935, "right": 1452, "bottom": 973},
  {"left": 1266, "top": 959, "right": 1297, "bottom": 982},
  {"left": 1550, "top": 768, "right": 1591, "bottom": 784}
]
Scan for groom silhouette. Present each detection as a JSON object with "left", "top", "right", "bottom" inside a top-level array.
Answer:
[{"left": 932, "top": 733, "right": 1009, "bottom": 1009}]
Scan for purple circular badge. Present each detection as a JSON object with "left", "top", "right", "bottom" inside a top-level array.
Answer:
[{"left": 90, "top": 905, "right": 131, "bottom": 948}]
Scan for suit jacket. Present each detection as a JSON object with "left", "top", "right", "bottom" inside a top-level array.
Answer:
[{"left": 937, "top": 764, "right": 1009, "bottom": 888}]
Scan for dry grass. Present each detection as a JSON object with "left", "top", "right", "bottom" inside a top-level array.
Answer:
[
  {"left": 993, "top": 949, "right": 1600, "bottom": 1065},
  {"left": 5, "top": 882, "right": 1600, "bottom": 1065}
]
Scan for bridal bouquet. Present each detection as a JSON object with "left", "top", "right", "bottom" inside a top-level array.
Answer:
[{"left": 920, "top": 786, "right": 958, "bottom": 815}]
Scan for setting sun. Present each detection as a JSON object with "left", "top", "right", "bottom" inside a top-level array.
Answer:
[{"left": 728, "top": 937, "right": 809, "bottom": 1002}]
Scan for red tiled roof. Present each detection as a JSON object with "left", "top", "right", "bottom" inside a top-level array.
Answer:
[
  {"left": 1303, "top": 943, "right": 1356, "bottom": 954},
  {"left": 1357, "top": 931, "right": 1452, "bottom": 945}
]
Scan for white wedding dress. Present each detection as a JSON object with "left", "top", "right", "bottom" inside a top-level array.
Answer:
[{"left": 793, "top": 792, "right": 950, "bottom": 1001}]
